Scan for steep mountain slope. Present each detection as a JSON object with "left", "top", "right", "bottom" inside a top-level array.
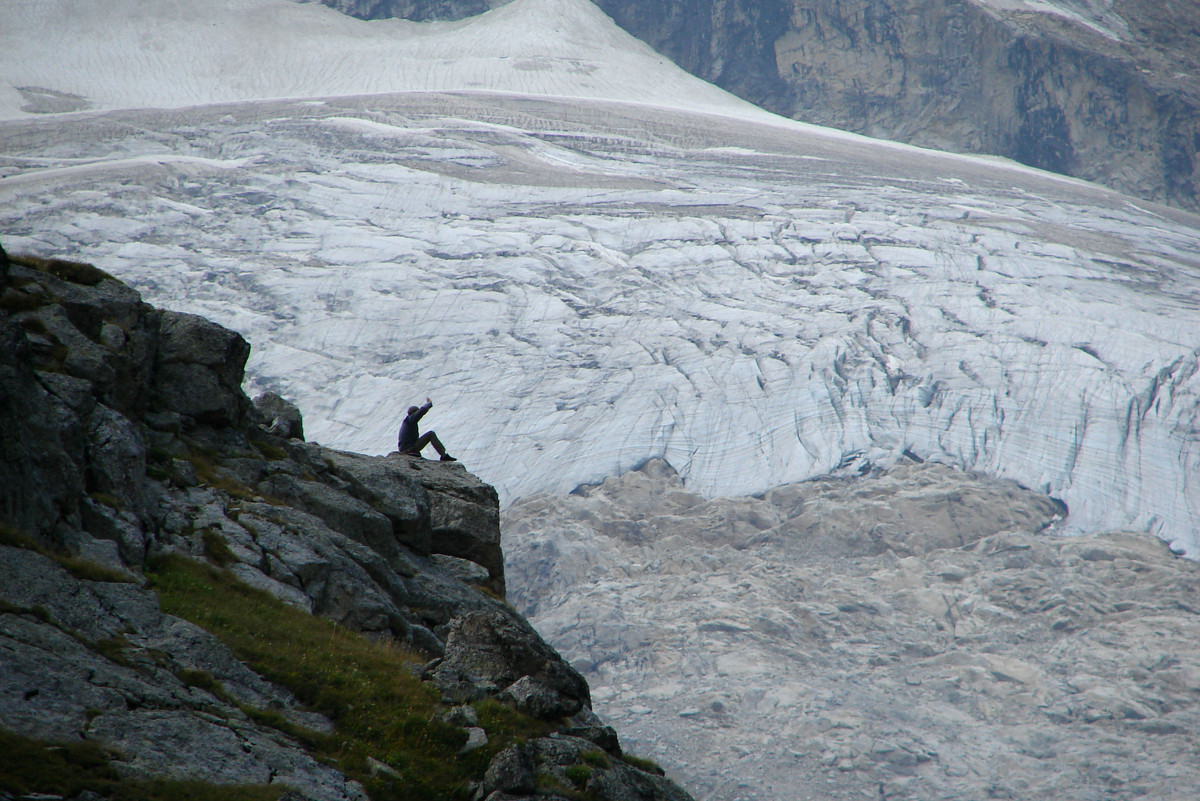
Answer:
[
  {"left": 320, "top": 0, "right": 1200, "bottom": 211},
  {"left": 594, "top": 0, "right": 1200, "bottom": 211},
  {"left": 1, "top": 0, "right": 1198, "bottom": 559},
  {"left": 0, "top": 0, "right": 762, "bottom": 121}
]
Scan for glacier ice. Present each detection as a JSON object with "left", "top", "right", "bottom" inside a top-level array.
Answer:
[{"left": 0, "top": 0, "right": 1198, "bottom": 556}]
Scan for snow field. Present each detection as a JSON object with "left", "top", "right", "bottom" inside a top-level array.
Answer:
[{"left": 3, "top": 92, "right": 1198, "bottom": 555}]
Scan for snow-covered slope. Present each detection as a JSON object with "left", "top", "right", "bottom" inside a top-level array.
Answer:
[
  {"left": 0, "top": 0, "right": 764, "bottom": 121},
  {"left": 1, "top": 0, "right": 1199, "bottom": 556}
]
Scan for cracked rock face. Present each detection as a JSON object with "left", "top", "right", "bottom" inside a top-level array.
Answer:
[
  {"left": 603, "top": 0, "right": 1200, "bottom": 209},
  {"left": 504, "top": 459, "right": 1200, "bottom": 801},
  {"left": 0, "top": 546, "right": 362, "bottom": 799}
]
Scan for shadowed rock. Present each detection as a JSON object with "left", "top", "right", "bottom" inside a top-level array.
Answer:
[
  {"left": 154, "top": 310, "right": 251, "bottom": 425},
  {"left": 254, "top": 391, "right": 305, "bottom": 439},
  {"left": 324, "top": 450, "right": 505, "bottom": 594}
]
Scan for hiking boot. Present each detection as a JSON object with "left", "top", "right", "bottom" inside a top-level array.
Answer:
[{"left": 440, "top": 454, "right": 457, "bottom": 462}]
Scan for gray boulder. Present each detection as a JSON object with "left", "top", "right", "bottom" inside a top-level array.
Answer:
[
  {"left": 498, "top": 676, "right": 581, "bottom": 721},
  {"left": 0, "top": 545, "right": 360, "bottom": 801},
  {"left": 0, "top": 317, "right": 86, "bottom": 547},
  {"left": 86, "top": 403, "right": 147, "bottom": 514},
  {"left": 1, "top": 255, "right": 694, "bottom": 801},
  {"left": 266, "top": 474, "right": 398, "bottom": 562},
  {"left": 433, "top": 609, "right": 590, "bottom": 717},
  {"left": 153, "top": 310, "right": 251, "bottom": 425},
  {"left": 254, "top": 391, "right": 305, "bottom": 439},
  {"left": 321, "top": 449, "right": 431, "bottom": 554},
  {"left": 483, "top": 745, "right": 536, "bottom": 796}
]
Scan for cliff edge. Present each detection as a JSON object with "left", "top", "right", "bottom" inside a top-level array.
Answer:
[{"left": 0, "top": 242, "right": 692, "bottom": 801}]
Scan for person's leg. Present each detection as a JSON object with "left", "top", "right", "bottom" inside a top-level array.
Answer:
[
  {"left": 403, "top": 432, "right": 436, "bottom": 456},
  {"left": 407, "top": 431, "right": 454, "bottom": 460},
  {"left": 426, "top": 431, "right": 449, "bottom": 458}
]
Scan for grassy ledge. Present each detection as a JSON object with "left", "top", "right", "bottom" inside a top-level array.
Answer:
[
  {"left": 146, "top": 555, "right": 547, "bottom": 801},
  {"left": 0, "top": 730, "right": 285, "bottom": 801},
  {"left": 0, "top": 523, "right": 135, "bottom": 584}
]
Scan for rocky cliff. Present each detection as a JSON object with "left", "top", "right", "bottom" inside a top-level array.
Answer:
[
  {"left": 319, "top": 0, "right": 1200, "bottom": 210},
  {"left": 0, "top": 242, "right": 692, "bottom": 801}
]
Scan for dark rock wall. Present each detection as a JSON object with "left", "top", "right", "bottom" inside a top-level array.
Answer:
[
  {"left": 761, "top": 0, "right": 1200, "bottom": 209},
  {"left": 597, "top": 0, "right": 1200, "bottom": 209},
  {"left": 321, "top": 0, "right": 501, "bottom": 21},
  {"left": 595, "top": 0, "right": 794, "bottom": 112}
]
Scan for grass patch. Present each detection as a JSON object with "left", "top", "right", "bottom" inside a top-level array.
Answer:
[
  {"left": 176, "top": 668, "right": 235, "bottom": 704},
  {"left": 1, "top": 288, "right": 46, "bottom": 313},
  {"left": 239, "top": 705, "right": 337, "bottom": 753},
  {"left": 89, "top": 491, "right": 123, "bottom": 510},
  {"left": 620, "top": 752, "right": 665, "bottom": 775},
  {"left": 536, "top": 772, "right": 579, "bottom": 798},
  {"left": 252, "top": 438, "right": 290, "bottom": 461},
  {"left": 0, "top": 729, "right": 286, "bottom": 801},
  {"left": 565, "top": 764, "right": 592, "bottom": 789},
  {"left": 147, "top": 555, "right": 536, "bottom": 800},
  {"left": 202, "top": 529, "right": 238, "bottom": 567},
  {"left": 91, "top": 635, "right": 132, "bottom": 667},
  {"left": 0, "top": 521, "right": 133, "bottom": 584},
  {"left": 474, "top": 583, "right": 510, "bottom": 605},
  {"left": 12, "top": 254, "right": 115, "bottom": 286},
  {"left": 0, "top": 599, "right": 53, "bottom": 624},
  {"left": 19, "top": 315, "right": 49, "bottom": 335},
  {"left": 472, "top": 698, "right": 556, "bottom": 743},
  {"left": 0, "top": 522, "right": 40, "bottom": 550},
  {"left": 186, "top": 451, "right": 260, "bottom": 502},
  {"left": 58, "top": 554, "right": 136, "bottom": 584},
  {"left": 580, "top": 749, "right": 611, "bottom": 769},
  {"left": 184, "top": 448, "right": 286, "bottom": 506}
]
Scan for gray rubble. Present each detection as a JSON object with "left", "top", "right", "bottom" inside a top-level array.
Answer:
[{"left": 505, "top": 458, "right": 1200, "bottom": 801}]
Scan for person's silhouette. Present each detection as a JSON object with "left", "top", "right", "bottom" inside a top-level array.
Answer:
[{"left": 398, "top": 397, "right": 456, "bottom": 461}]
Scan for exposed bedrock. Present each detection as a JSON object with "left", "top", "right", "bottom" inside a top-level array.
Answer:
[
  {"left": 592, "top": 0, "right": 1200, "bottom": 210},
  {"left": 597, "top": 0, "right": 1200, "bottom": 210},
  {"left": 321, "top": 0, "right": 509, "bottom": 21}
]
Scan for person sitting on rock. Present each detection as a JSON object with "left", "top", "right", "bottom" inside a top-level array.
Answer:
[{"left": 398, "top": 397, "right": 456, "bottom": 461}]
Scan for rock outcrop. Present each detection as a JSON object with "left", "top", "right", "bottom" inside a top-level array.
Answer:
[
  {"left": 320, "top": 0, "right": 1200, "bottom": 210},
  {"left": 0, "top": 250, "right": 692, "bottom": 801},
  {"left": 594, "top": 0, "right": 1200, "bottom": 210},
  {"left": 325, "top": 0, "right": 509, "bottom": 20},
  {"left": 504, "top": 459, "right": 1200, "bottom": 801}
]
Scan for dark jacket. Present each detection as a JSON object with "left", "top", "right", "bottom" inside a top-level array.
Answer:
[{"left": 398, "top": 402, "right": 431, "bottom": 452}]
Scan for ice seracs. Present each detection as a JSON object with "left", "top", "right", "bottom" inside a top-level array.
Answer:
[{"left": 0, "top": 0, "right": 1198, "bottom": 556}]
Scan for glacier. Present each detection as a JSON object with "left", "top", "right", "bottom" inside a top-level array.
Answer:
[{"left": 1, "top": 0, "right": 1199, "bottom": 556}]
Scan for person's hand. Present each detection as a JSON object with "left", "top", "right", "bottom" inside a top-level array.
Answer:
[{"left": 426, "top": 397, "right": 432, "bottom": 405}]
